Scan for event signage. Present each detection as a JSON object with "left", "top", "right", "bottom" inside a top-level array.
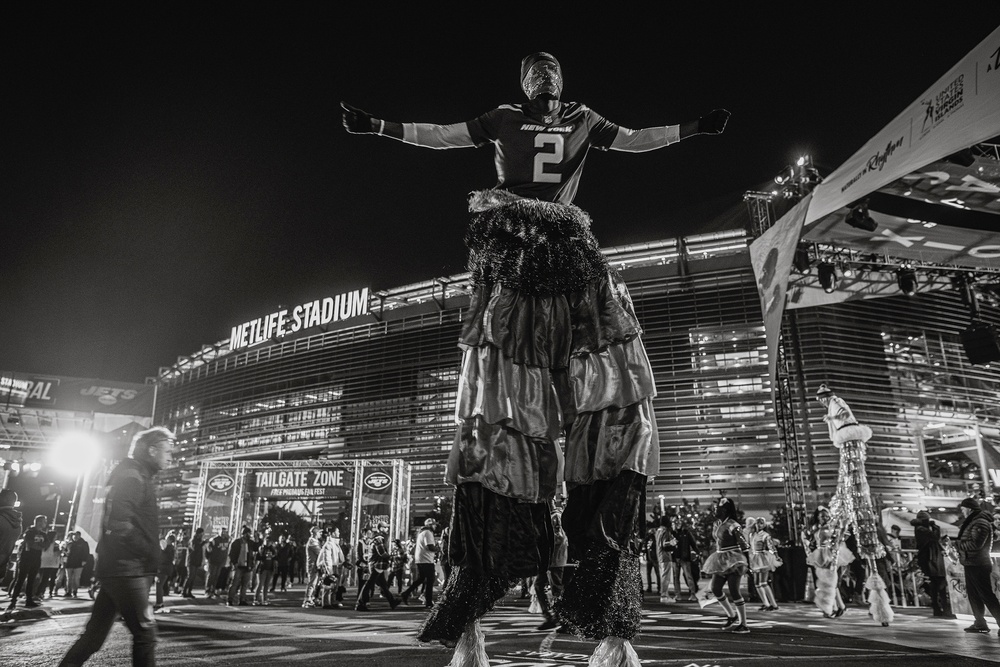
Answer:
[
  {"left": 0, "top": 373, "right": 154, "bottom": 416},
  {"left": 200, "top": 463, "right": 239, "bottom": 534},
  {"left": 229, "top": 288, "right": 370, "bottom": 351},
  {"left": 359, "top": 465, "right": 394, "bottom": 530},
  {"left": 254, "top": 469, "right": 351, "bottom": 498}
]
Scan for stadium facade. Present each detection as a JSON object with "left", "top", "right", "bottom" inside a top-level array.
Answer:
[{"left": 153, "top": 228, "right": 1000, "bottom": 532}]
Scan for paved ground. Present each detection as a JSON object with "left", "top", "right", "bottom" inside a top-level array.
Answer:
[{"left": 1, "top": 588, "right": 997, "bottom": 666}]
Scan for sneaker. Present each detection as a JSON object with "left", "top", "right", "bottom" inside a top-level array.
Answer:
[
  {"left": 730, "top": 624, "right": 750, "bottom": 634},
  {"left": 721, "top": 615, "right": 738, "bottom": 629},
  {"left": 355, "top": 604, "right": 370, "bottom": 611},
  {"left": 301, "top": 601, "right": 314, "bottom": 608},
  {"left": 25, "top": 601, "right": 39, "bottom": 608},
  {"left": 389, "top": 598, "right": 400, "bottom": 610},
  {"left": 964, "top": 624, "right": 990, "bottom": 634}
]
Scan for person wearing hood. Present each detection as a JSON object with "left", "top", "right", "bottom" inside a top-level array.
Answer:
[
  {"left": 910, "top": 510, "right": 954, "bottom": 618},
  {"left": 0, "top": 489, "right": 22, "bottom": 585},
  {"left": 59, "top": 426, "right": 176, "bottom": 667},
  {"left": 956, "top": 497, "right": 1000, "bottom": 635}
]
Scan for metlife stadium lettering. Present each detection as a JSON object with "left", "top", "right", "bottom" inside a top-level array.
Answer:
[{"left": 230, "top": 287, "right": 369, "bottom": 350}]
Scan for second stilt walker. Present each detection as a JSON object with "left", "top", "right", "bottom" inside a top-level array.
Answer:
[
  {"left": 342, "top": 53, "right": 729, "bottom": 665},
  {"left": 815, "top": 383, "right": 893, "bottom": 626}
]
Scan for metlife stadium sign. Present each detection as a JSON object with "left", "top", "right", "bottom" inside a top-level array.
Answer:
[{"left": 229, "top": 287, "right": 369, "bottom": 350}]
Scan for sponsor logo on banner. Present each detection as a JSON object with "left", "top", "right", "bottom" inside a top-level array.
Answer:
[
  {"left": 840, "top": 136, "right": 905, "bottom": 195},
  {"left": 81, "top": 385, "right": 140, "bottom": 406},
  {"left": 208, "top": 474, "right": 235, "bottom": 493},
  {"left": 364, "top": 472, "right": 391, "bottom": 491},
  {"left": 919, "top": 73, "right": 965, "bottom": 139}
]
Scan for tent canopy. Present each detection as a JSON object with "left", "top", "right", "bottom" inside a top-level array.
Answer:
[{"left": 750, "top": 25, "right": 1000, "bottom": 383}]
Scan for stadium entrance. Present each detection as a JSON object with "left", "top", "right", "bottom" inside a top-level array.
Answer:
[{"left": 192, "top": 459, "right": 412, "bottom": 547}]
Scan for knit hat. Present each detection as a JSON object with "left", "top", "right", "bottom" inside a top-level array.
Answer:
[
  {"left": 520, "top": 52, "right": 561, "bottom": 86},
  {"left": 959, "top": 497, "right": 981, "bottom": 511},
  {"left": 816, "top": 383, "right": 834, "bottom": 399},
  {"left": 915, "top": 510, "right": 930, "bottom": 521}
]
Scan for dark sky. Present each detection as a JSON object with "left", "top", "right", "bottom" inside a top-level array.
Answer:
[{"left": 4, "top": 7, "right": 999, "bottom": 383}]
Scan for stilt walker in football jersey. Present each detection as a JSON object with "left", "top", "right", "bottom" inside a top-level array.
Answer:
[{"left": 342, "top": 53, "right": 729, "bottom": 667}]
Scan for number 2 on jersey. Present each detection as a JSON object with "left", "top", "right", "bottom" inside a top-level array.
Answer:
[{"left": 532, "top": 134, "right": 563, "bottom": 183}]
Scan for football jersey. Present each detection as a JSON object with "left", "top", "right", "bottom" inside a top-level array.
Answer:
[{"left": 465, "top": 101, "right": 619, "bottom": 205}]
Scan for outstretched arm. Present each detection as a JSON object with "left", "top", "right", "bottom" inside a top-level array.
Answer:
[
  {"left": 341, "top": 102, "right": 477, "bottom": 149},
  {"left": 610, "top": 108, "right": 730, "bottom": 153}
]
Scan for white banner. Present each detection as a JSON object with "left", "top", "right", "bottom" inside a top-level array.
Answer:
[
  {"left": 805, "top": 24, "right": 1000, "bottom": 226},
  {"left": 749, "top": 195, "right": 812, "bottom": 388}
]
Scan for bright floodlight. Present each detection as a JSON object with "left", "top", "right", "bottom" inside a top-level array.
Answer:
[{"left": 50, "top": 431, "right": 101, "bottom": 476}]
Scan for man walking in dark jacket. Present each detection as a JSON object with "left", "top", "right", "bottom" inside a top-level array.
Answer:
[
  {"left": 956, "top": 497, "right": 1000, "bottom": 635},
  {"left": 59, "top": 426, "right": 175, "bottom": 667}
]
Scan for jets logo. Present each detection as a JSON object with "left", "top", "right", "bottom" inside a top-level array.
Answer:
[
  {"left": 207, "top": 474, "right": 235, "bottom": 493},
  {"left": 364, "top": 472, "right": 391, "bottom": 491}
]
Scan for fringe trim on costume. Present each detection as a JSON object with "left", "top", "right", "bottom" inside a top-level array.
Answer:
[
  {"left": 812, "top": 566, "right": 838, "bottom": 617},
  {"left": 587, "top": 637, "right": 641, "bottom": 667},
  {"left": 553, "top": 544, "right": 642, "bottom": 640},
  {"left": 866, "top": 573, "right": 894, "bottom": 626},
  {"left": 465, "top": 189, "right": 609, "bottom": 296},
  {"left": 445, "top": 619, "right": 490, "bottom": 667},
  {"left": 417, "top": 565, "right": 514, "bottom": 643}
]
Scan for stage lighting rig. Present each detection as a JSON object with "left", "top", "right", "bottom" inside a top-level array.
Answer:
[
  {"left": 817, "top": 262, "right": 837, "bottom": 293},
  {"left": 896, "top": 266, "right": 918, "bottom": 296},
  {"left": 844, "top": 199, "right": 877, "bottom": 232},
  {"left": 793, "top": 243, "right": 812, "bottom": 273},
  {"left": 951, "top": 271, "right": 1000, "bottom": 365}
]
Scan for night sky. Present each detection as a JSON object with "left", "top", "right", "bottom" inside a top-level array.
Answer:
[{"left": 4, "top": 7, "right": 999, "bottom": 383}]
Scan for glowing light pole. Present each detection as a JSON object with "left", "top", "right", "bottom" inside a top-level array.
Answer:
[{"left": 50, "top": 430, "right": 101, "bottom": 539}]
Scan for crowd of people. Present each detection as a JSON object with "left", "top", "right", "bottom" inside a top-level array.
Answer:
[{"left": 0, "top": 494, "right": 93, "bottom": 611}]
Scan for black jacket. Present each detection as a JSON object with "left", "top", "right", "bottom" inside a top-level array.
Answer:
[
  {"left": 957, "top": 509, "right": 994, "bottom": 567},
  {"left": 228, "top": 536, "right": 259, "bottom": 569},
  {"left": 911, "top": 518, "right": 945, "bottom": 577},
  {"left": 66, "top": 538, "right": 91, "bottom": 569},
  {"left": 673, "top": 528, "right": 700, "bottom": 562},
  {"left": 96, "top": 457, "right": 161, "bottom": 578},
  {"left": 0, "top": 506, "right": 22, "bottom": 569},
  {"left": 187, "top": 532, "right": 206, "bottom": 567}
]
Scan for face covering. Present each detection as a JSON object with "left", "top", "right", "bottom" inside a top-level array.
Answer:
[{"left": 520, "top": 53, "right": 563, "bottom": 100}]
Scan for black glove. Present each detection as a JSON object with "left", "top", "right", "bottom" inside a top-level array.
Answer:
[
  {"left": 698, "top": 109, "right": 730, "bottom": 135},
  {"left": 341, "top": 101, "right": 375, "bottom": 134}
]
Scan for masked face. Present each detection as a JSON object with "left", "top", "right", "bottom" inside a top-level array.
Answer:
[{"left": 522, "top": 61, "right": 563, "bottom": 100}]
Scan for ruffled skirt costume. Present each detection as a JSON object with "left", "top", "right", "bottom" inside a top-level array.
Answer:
[
  {"left": 418, "top": 190, "right": 659, "bottom": 643},
  {"left": 748, "top": 533, "right": 780, "bottom": 573},
  {"left": 702, "top": 521, "right": 748, "bottom": 577}
]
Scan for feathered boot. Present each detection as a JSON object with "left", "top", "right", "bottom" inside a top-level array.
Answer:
[
  {"left": 865, "top": 573, "right": 894, "bottom": 626},
  {"left": 812, "top": 566, "right": 838, "bottom": 617},
  {"left": 588, "top": 637, "right": 641, "bottom": 667},
  {"left": 444, "top": 619, "right": 490, "bottom": 667}
]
